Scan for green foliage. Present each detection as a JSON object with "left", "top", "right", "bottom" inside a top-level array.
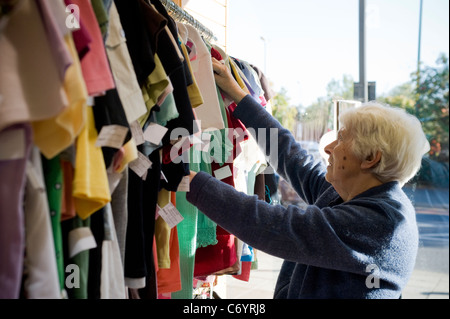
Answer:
[
  {"left": 412, "top": 54, "right": 449, "bottom": 162},
  {"left": 271, "top": 87, "right": 299, "bottom": 133},
  {"left": 378, "top": 82, "right": 416, "bottom": 114},
  {"left": 325, "top": 74, "right": 355, "bottom": 101},
  {"left": 271, "top": 55, "right": 449, "bottom": 165}
]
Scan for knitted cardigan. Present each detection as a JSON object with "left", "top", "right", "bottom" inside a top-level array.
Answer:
[{"left": 186, "top": 95, "right": 419, "bottom": 299}]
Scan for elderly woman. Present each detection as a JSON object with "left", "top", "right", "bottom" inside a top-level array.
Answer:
[{"left": 186, "top": 58, "right": 430, "bottom": 299}]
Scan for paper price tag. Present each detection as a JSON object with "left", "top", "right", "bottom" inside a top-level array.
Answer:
[
  {"left": 158, "top": 202, "right": 184, "bottom": 228},
  {"left": 143, "top": 122, "right": 168, "bottom": 145},
  {"left": 213, "top": 165, "right": 232, "bottom": 180},
  {"left": 160, "top": 170, "right": 168, "bottom": 183},
  {"left": 130, "top": 120, "right": 145, "bottom": 146},
  {"left": 129, "top": 151, "right": 152, "bottom": 179},
  {"left": 95, "top": 125, "right": 128, "bottom": 149},
  {"left": 177, "top": 175, "right": 190, "bottom": 192}
]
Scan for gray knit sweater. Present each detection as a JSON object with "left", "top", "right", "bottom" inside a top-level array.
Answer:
[{"left": 186, "top": 95, "right": 419, "bottom": 299}]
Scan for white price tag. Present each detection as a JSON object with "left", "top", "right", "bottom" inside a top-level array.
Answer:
[
  {"left": 129, "top": 151, "right": 152, "bottom": 179},
  {"left": 95, "top": 125, "right": 128, "bottom": 149},
  {"left": 160, "top": 170, "right": 168, "bottom": 183},
  {"left": 177, "top": 175, "right": 190, "bottom": 192},
  {"left": 143, "top": 122, "right": 168, "bottom": 145},
  {"left": 130, "top": 120, "right": 145, "bottom": 146},
  {"left": 213, "top": 165, "right": 232, "bottom": 180},
  {"left": 157, "top": 203, "right": 184, "bottom": 228}
]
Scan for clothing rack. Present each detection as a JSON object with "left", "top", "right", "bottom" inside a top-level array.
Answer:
[{"left": 160, "top": 0, "right": 218, "bottom": 42}]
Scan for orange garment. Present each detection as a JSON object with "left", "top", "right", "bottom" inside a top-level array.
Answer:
[{"left": 156, "top": 192, "right": 181, "bottom": 295}]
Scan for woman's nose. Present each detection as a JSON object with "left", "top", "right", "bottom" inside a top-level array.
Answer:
[{"left": 324, "top": 140, "right": 337, "bottom": 155}]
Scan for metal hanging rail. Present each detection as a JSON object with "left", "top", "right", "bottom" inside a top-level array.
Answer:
[{"left": 160, "top": 0, "right": 218, "bottom": 42}]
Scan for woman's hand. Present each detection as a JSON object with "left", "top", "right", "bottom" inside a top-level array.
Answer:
[
  {"left": 188, "top": 170, "right": 197, "bottom": 184},
  {"left": 212, "top": 57, "right": 248, "bottom": 104}
]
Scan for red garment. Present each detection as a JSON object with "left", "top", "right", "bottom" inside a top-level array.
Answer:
[
  {"left": 193, "top": 225, "right": 237, "bottom": 277},
  {"left": 232, "top": 261, "right": 252, "bottom": 282},
  {"left": 210, "top": 47, "right": 223, "bottom": 61}
]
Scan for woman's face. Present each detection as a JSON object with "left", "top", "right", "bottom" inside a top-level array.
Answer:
[{"left": 324, "top": 128, "right": 362, "bottom": 187}]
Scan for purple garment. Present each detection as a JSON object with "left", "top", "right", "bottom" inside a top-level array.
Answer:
[
  {"left": 0, "top": 124, "right": 32, "bottom": 299},
  {"left": 36, "top": 0, "right": 73, "bottom": 80}
]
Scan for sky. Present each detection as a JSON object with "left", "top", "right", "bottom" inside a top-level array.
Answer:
[{"left": 226, "top": 0, "right": 449, "bottom": 108}]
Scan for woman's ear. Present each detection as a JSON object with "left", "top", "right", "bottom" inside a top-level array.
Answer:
[{"left": 361, "top": 151, "right": 382, "bottom": 169}]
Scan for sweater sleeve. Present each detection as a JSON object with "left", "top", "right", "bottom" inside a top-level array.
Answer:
[
  {"left": 186, "top": 171, "right": 411, "bottom": 274},
  {"left": 232, "top": 94, "right": 329, "bottom": 204}
]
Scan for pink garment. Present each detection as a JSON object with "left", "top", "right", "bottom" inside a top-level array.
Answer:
[{"left": 66, "top": 0, "right": 115, "bottom": 96}]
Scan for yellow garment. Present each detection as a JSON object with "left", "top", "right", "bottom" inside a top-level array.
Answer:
[
  {"left": 31, "top": 34, "right": 87, "bottom": 159},
  {"left": 139, "top": 54, "right": 170, "bottom": 127},
  {"left": 114, "top": 138, "right": 138, "bottom": 173},
  {"left": 229, "top": 58, "right": 250, "bottom": 94},
  {"left": 155, "top": 189, "right": 172, "bottom": 269},
  {"left": 73, "top": 106, "right": 111, "bottom": 220},
  {"left": 179, "top": 36, "right": 204, "bottom": 108}
]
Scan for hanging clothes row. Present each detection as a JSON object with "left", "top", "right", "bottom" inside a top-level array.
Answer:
[{"left": 0, "top": 0, "right": 274, "bottom": 299}]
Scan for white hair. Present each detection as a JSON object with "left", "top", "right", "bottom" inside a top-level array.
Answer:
[{"left": 339, "top": 101, "right": 430, "bottom": 187}]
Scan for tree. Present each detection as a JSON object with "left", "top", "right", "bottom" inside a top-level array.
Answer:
[
  {"left": 298, "top": 74, "right": 355, "bottom": 140},
  {"left": 378, "top": 82, "right": 416, "bottom": 114},
  {"left": 271, "top": 87, "right": 299, "bottom": 133},
  {"left": 378, "top": 54, "right": 449, "bottom": 187},
  {"left": 325, "top": 74, "right": 354, "bottom": 101},
  {"left": 412, "top": 53, "right": 449, "bottom": 163}
]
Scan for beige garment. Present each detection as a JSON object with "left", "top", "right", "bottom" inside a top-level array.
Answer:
[
  {"left": 180, "top": 23, "right": 225, "bottom": 132},
  {"left": 105, "top": 2, "right": 147, "bottom": 124},
  {"left": 31, "top": 33, "right": 87, "bottom": 159},
  {"left": 0, "top": 0, "right": 68, "bottom": 132},
  {"left": 100, "top": 203, "right": 127, "bottom": 299},
  {"left": 23, "top": 146, "right": 62, "bottom": 299}
]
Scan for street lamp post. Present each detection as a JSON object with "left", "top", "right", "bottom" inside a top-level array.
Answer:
[
  {"left": 260, "top": 36, "right": 267, "bottom": 75},
  {"left": 359, "top": 0, "right": 368, "bottom": 103}
]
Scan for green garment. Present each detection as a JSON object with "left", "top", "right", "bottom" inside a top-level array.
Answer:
[
  {"left": 196, "top": 155, "right": 217, "bottom": 249},
  {"left": 41, "top": 155, "right": 65, "bottom": 293},
  {"left": 172, "top": 148, "right": 201, "bottom": 299},
  {"left": 65, "top": 216, "right": 91, "bottom": 299},
  {"left": 91, "top": 0, "right": 109, "bottom": 38}
]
